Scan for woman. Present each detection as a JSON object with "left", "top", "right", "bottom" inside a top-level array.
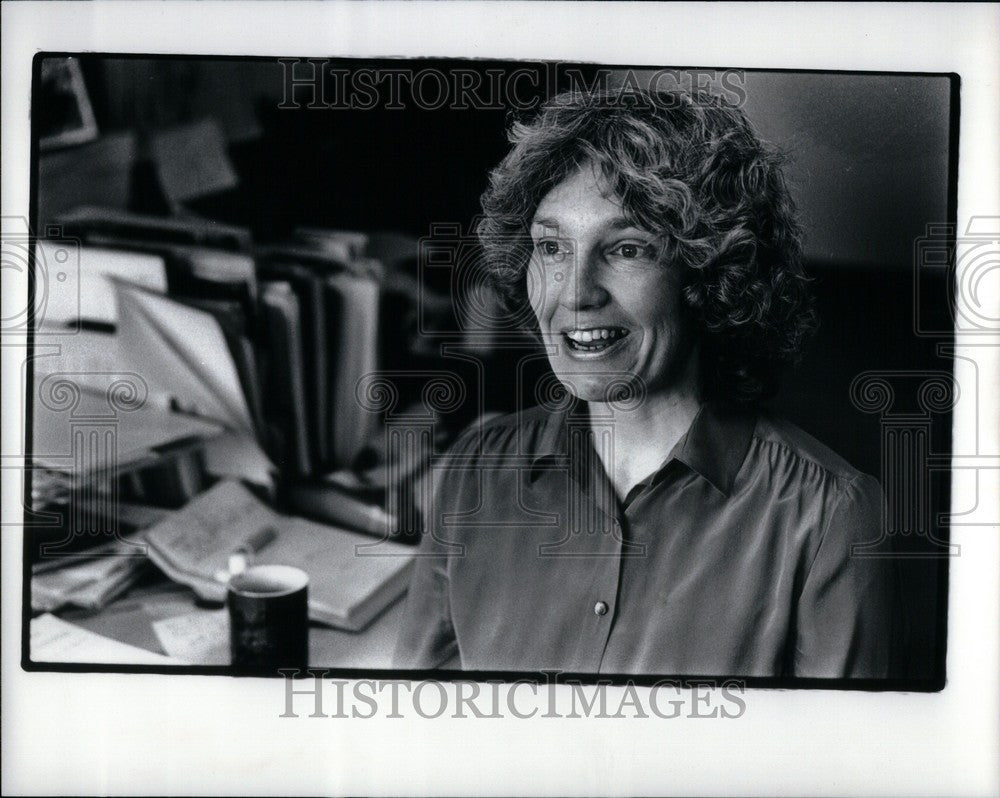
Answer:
[{"left": 394, "top": 88, "right": 899, "bottom": 678}]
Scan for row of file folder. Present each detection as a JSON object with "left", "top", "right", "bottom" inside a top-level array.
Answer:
[{"left": 52, "top": 205, "right": 385, "bottom": 481}]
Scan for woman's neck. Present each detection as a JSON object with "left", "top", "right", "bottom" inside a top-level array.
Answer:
[{"left": 586, "top": 368, "right": 702, "bottom": 501}]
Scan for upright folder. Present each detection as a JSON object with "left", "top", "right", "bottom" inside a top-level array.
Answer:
[
  {"left": 260, "top": 243, "right": 384, "bottom": 472},
  {"left": 325, "top": 271, "right": 380, "bottom": 469},
  {"left": 260, "top": 281, "right": 311, "bottom": 477},
  {"left": 258, "top": 259, "right": 330, "bottom": 468}
]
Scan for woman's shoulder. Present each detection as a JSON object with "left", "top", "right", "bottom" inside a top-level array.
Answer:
[
  {"left": 749, "top": 412, "right": 883, "bottom": 515},
  {"left": 748, "top": 412, "right": 884, "bottom": 547},
  {"left": 445, "top": 404, "right": 561, "bottom": 459},
  {"left": 753, "top": 413, "right": 883, "bottom": 524},
  {"left": 752, "top": 411, "right": 872, "bottom": 484}
]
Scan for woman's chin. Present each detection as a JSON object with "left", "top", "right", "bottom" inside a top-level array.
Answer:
[{"left": 551, "top": 371, "right": 642, "bottom": 405}]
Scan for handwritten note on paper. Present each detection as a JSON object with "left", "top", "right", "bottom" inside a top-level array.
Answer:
[
  {"left": 31, "top": 614, "right": 178, "bottom": 665},
  {"left": 146, "top": 479, "right": 278, "bottom": 577},
  {"left": 152, "top": 610, "right": 230, "bottom": 665}
]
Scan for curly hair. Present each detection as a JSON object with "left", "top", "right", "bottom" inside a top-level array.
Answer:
[{"left": 476, "top": 89, "right": 817, "bottom": 404}]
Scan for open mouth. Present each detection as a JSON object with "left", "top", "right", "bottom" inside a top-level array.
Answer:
[{"left": 562, "top": 327, "right": 630, "bottom": 353}]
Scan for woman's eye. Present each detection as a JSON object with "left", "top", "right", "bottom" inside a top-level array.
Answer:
[
  {"left": 611, "top": 242, "right": 653, "bottom": 260},
  {"left": 536, "top": 239, "right": 568, "bottom": 259}
]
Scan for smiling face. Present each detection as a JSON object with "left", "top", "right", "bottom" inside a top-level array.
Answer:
[{"left": 526, "top": 163, "right": 698, "bottom": 405}]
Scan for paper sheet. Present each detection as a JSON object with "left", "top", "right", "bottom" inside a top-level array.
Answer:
[
  {"left": 34, "top": 242, "right": 167, "bottom": 329},
  {"left": 150, "top": 118, "right": 239, "bottom": 204},
  {"left": 115, "top": 281, "right": 255, "bottom": 435},
  {"left": 152, "top": 610, "right": 230, "bottom": 665},
  {"left": 31, "top": 613, "right": 178, "bottom": 665}
]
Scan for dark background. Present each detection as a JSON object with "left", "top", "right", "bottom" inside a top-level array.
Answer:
[{"left": 36, "top": 57, "right": 956, "bottom": 685}]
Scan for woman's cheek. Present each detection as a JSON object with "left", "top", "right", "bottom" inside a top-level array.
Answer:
[{"left": 525, "top": 260, "right": 547, "bottom": 324}]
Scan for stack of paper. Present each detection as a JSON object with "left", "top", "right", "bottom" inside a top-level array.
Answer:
[{"left": 31, "top": 534, "right": 150, "bottom": 613}]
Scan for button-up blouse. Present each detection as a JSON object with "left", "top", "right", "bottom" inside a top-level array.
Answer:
[{"left": 394, "top": 400, "right": 900, "bottom": 678}]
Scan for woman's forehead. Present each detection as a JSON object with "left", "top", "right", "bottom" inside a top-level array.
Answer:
[{"left": 531, "top": 163, "right": 628, "bottom": 229}]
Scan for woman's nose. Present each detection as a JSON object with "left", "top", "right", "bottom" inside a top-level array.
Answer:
[{"left": 557, "top": 250, "right": 609, "bottom": 311}]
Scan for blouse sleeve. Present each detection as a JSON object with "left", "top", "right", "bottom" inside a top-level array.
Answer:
[
  {"left": 392, "top": 526, "right": 459, "bottom": 669},
  {"left": 392, "top": 426, "right": 480, "bottom": 669},
  {"left": 793, "top": 473, "right": 900, "bottom": 678}
]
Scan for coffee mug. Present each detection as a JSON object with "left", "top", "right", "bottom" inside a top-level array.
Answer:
[{"left": 227, "top": 564, "right": 309, "bottom": 675}]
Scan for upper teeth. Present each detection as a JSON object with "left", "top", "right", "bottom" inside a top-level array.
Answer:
[{"left": 565, "top": 328, "right": 625, "bottom": 343}]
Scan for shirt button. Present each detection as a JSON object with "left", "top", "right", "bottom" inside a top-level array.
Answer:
[{"left": 594, "top": 601, "right": 609, "bottom": 616}]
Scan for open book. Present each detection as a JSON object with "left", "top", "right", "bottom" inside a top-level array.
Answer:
[{"left": 144, "top": 480, "right": 414, "bottom": 632}]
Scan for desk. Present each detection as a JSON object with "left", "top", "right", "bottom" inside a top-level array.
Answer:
[{"left": 40, "top": 572, "right": 405, "bottom": 669}]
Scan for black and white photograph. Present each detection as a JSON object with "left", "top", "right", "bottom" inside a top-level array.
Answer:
[
  {"left": 22, "top": 56, "right": 956, "bottom": 684},
  {"left": 3, "top": 3, "right": 998, "bottom": 796}
]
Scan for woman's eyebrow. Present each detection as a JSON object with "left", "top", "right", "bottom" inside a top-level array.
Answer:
[
  {"left": 530, "top": 216, "right": 561, "bottom": 229},
  {"left": 606, "top": 217, "right": 643, "bottom": 231},
  {"left": 531, "top": 215, "right": 639, "bottom": 231}
]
